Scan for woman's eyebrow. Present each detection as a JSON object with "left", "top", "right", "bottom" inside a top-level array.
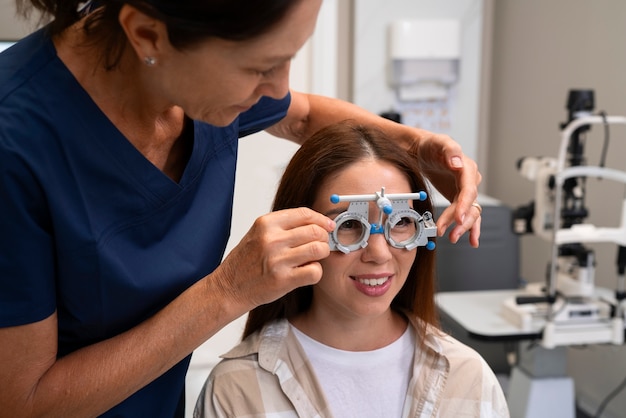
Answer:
[{"left": 323, "top": 207, "right": 348, "bottom": 217}]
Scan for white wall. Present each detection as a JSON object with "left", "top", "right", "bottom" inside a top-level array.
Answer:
[
  {"left": 0, "top": 0, "right": 38, "bottom": 39},
  {"left": 351, "top": 0, "right": 487, "bottom": 163}
]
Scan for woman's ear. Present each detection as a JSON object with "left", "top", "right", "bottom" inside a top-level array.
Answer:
[{"left": 118, "top": 4, "right": 170, "bottom": 63}]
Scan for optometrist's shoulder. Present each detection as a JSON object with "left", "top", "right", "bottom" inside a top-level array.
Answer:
[
  {"left": 0, "top": 0, "right": 479, "bottom": 416},
  {"left": 194, "top": 122, "right": 508, "bottom": 418}
]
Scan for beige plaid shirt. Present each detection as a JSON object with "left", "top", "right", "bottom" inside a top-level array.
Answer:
[{"left": 194, "top": 316, "right": 510, "bottom": 418}]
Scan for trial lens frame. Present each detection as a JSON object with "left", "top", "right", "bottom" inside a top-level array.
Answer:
[{"left": 328, "top": 187, "right": 437, "bottom": 254}]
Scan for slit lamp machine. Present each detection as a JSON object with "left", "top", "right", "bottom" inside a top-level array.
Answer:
[{"left": 504, "top": 89, "right": 626, "bottom": 349}]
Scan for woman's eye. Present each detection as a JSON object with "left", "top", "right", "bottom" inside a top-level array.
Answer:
[
  {"left": 394, "top": 217, "right": 417, "bottom": 230},
  {"left": 339, "top": 220, "right": 358, "bottom": 230}
]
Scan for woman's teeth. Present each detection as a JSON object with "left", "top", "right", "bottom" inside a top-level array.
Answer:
[{"left": 357, "top": 277, "right": 390, "bottom": 286}]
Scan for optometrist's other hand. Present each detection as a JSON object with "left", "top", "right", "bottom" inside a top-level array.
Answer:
[
  {"left": 213, "top": 208, "right": 335, "bottom": 309},
  {"left": 409, "top": 130, "right": 482, "bottom": 247}
]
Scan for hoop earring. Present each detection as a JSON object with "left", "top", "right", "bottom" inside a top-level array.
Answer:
[{"left": 143, "top": 56, "right": 157, "bottom": 66}]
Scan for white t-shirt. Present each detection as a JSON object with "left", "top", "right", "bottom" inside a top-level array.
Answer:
[{"left": 291, "top": 324, "right": 415, "bottom": 418}]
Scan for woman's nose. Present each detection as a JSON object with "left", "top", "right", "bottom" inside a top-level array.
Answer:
[{"left": 361, "top": 232, "right": 393, "bottom": 263}]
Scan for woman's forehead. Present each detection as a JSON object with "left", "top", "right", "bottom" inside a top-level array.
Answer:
[{"left": 318, "top": 161, "right": 411, "bottom": 197}]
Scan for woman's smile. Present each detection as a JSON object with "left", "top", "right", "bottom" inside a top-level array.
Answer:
[{"left": 351, "top": 274, "right": 395, "bottom": 297}]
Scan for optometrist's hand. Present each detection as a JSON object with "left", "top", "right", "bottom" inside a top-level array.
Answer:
[
  {"left": 214, "top": 208, "right": 335, "bottom": 309},
  {"left": 409, "top": 130, "right": 483, "bottom": 248}
]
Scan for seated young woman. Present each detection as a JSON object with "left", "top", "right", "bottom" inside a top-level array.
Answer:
[{"left": 194, "top": 122, "right": 509, "bottom": 418}]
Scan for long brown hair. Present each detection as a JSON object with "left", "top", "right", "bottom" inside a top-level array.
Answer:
[{"left": 243, "top": 122, "right": 439, "bottom": 342}]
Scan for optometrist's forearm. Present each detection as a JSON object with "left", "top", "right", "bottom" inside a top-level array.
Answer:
[
  {"left": 0, "top": 275, "right": 249, "bottom": 418},
  {"left": 268, "top": 91, "right": 418, "bottom": 147}
]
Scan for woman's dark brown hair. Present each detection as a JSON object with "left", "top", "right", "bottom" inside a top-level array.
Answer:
[
  {"left": 16, "top": 0, "right": 300, "bottom": 69},
  {"left": 243, "top": 121, "right": 439, "bottom": 343}
]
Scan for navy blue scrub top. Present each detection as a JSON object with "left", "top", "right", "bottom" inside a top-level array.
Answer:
[{"left": 0, "top": 28, "right": 291, "bottom": 417}]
